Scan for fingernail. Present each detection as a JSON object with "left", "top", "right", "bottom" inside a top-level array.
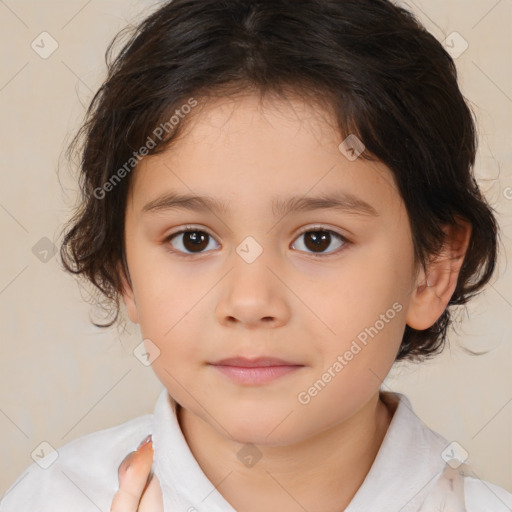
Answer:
[{"left": 138, "top": 434, "right": 152, "bottom": 449}]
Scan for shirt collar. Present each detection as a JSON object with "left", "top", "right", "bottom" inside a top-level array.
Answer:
[
  {"left": 152, "top": 387, "right": 237, "bottom": 511},
  {"left": 152, "top": 387, "right": 449, "bottom": 511},
  {"left": 345, "top": 390, "right": 449, "bottom": 511}
]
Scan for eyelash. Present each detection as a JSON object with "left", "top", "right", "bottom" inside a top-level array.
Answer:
[{"left": 163, "top": 224, "right": 351, "bottom": 259}]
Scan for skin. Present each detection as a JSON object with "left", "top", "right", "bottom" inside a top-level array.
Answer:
[
  {"left": 113, "top": 91, "right": 471, "bottom": 511},
  {"left": 112, "top": 438, "right": 163, "bottom": 512}
]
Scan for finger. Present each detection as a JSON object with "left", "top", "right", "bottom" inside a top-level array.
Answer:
[
  {"left": 111, "top": 441, "right": 153, "bottom": 512},
  {"left": 138, "top": 473, "right": 165, "bottom": 511},
  {"left": 111, "top": 437, "right": 154, "bottom": 512}
]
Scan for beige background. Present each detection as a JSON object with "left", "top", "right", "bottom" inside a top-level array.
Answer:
[{"left": 0, "top": 0, "right": 511, "bottom": 499}]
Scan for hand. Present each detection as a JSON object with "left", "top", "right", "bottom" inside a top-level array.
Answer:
[{"left": 111, "top": 435, "right": 164, "bottom": 511}]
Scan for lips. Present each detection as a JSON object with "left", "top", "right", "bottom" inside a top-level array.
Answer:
[
  {"left": 210, "top": 356, "right": 302, "bottom": 368},
  {"left": 209, "top": 357, "right": 304, "bottom": 385}
]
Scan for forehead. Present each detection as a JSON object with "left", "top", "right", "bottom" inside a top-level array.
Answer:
[{"left": 127, "top": 92, "right": 400, "bottom": 220}]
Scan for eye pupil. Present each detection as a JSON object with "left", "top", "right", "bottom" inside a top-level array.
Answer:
[
  {"left": 183, "top": 231, "right": 209, "bottom": 252},
  {"left": 304, "top": 231, "right": 331, "bottom": 252}
]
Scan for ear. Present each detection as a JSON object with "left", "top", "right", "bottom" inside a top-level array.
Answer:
[
  {"left": 119, "top": 266, "right": 139, "bottom": 324},
  {"left": 406, "top": 217, "right": 472, "bottom": 330}
]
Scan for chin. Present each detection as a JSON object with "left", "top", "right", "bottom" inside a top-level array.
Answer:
[{"left": 219, "top": 411, "right": 307, "bottom": 447}]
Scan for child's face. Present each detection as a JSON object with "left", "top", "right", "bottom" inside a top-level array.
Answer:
[{"left": 122, "top": 92, "right": 420, "bottom": 444}]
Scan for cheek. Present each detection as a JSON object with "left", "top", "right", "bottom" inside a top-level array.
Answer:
[
  {"left": 311, "top": 238, "right": 412, "bottom": 366},
  {"left": 147, "top": 314, "right": 205, "bottom": 396},
  {"left": 130, "top": 250, "right": 208, "bottom": 335},
  {"left": 301, "top": 304, "right": 406, "bottom": 420}
]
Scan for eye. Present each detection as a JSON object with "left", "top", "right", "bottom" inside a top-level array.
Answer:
[
  {"left": 291, "top": 226, "right": 348, "bottom": 257},
  {"left": 164, "top": 225, "right": 349, "bottom": 258},
  {"left": 165, "top": 226, "right": 220, "bottom": 256}
]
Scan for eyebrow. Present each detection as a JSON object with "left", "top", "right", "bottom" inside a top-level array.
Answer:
[{"left": 142, "top": 191, "right": 379, "bottom": 218}]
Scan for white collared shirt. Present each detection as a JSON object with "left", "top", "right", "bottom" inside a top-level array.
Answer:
[{"left": 2, "top": 387, "right": 511, "bottom": 511}]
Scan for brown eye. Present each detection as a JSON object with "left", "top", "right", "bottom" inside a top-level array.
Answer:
[
  {"left": 292, "top": 229, "right": 347, "bottom": 256},
  {"left": 167, "top": 229, "right": 219, "bottom": 255},
  {"left": 165, "top": 226, "right": 348, "bottom": 258}
]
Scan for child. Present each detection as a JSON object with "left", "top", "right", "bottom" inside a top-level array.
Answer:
[{"left": 2, "top": 0, "right": 511, "bottom": 510}]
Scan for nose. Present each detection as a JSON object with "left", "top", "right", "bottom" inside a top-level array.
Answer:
[{"left": 215, "top": 254, "right": 291, "bottom": 329}]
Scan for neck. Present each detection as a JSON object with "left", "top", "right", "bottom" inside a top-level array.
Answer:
[{"left": 177, "top": 392, "right": 393, "bottom": 512}]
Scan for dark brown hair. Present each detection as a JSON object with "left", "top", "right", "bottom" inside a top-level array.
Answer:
[{"left": 59, "top": 0, "right": 500, "bottom": 362}]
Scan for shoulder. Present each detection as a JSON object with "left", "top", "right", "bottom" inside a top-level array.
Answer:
[
  {"left": 378, "top": 392, "right": 512, "bottom": 512},
  {"left": 465, "top": 476, "right": 512, "bottom": 512},
  {"left": 0, "top": 413, "right": 153, "bottom": 512}
]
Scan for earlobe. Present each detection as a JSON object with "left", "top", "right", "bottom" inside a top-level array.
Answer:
[
  {"left": 406, "top": 218, "right": 472, "bottom": 331},
  {"left": 120, "top": 268, "right": 139, "bottom": 324}
]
